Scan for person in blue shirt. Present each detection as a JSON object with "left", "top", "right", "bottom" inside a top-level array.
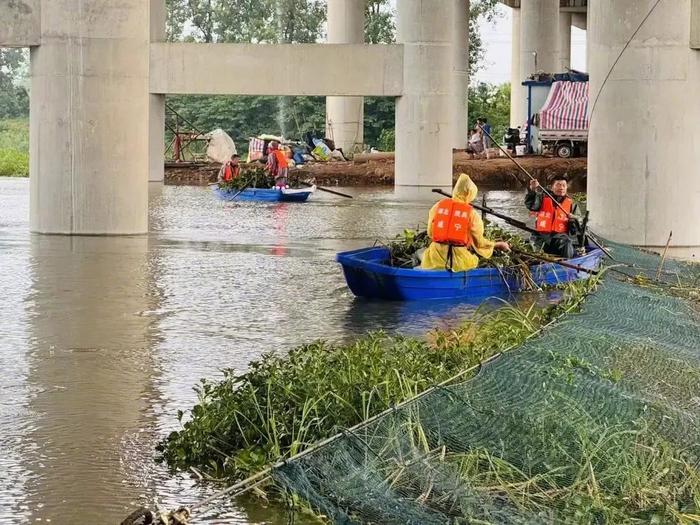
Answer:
[
  {"left": 479, "top": 117, "right": 492, "bottom": 150},
  {"left": 476, "top": 117, "right": 491, "bottom": 159}
]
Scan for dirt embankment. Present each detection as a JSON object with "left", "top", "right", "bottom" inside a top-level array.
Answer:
[{"left": 165, "top": 154, "right": 587, "bottom": 191}]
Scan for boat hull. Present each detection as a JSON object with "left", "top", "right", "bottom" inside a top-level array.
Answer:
[
  {"left": 213, "top": 186, "right": 314, "bottom": 202},
  {"left": 336, "top": 246, "right": 604, "bottom": 301}
]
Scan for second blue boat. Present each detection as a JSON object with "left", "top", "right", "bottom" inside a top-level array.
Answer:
[{"left": 213, "top": 185, "right": 316, "bottom": 203}]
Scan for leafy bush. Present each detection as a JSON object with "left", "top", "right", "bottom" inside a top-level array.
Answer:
[
  {"left": 0, "top": 148, "right": 28, "bottom": 177},
  {"left": 377, "top": 128, "right": 395, "bottom": 152},
  {"left": 0, "top": 118, "right": 29, "bottom": 151},
  {"left": 0, "top": 119, "right": 29, "bottom": 177}
]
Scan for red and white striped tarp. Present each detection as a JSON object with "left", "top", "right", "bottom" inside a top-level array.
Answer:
[
  {"left": 539, "top": 81, "right": 589, "bottom": 130},
  {"left": 247, "top": 137, "right": 265, "bottom": 162}
]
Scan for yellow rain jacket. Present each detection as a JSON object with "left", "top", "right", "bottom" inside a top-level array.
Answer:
[{"left": 420, "top": 174, "right": 495, "bottom": 272}]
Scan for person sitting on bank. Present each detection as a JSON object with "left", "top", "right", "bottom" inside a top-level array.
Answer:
[
  {"left": 466, "top": 128, "right": 484, "bottom": 159},
  {"left": 526, "top": 175, "right": 580, "bottom": 259},
  {"left": 217, "top": 154, "right": 241, "bottom": 183},
  {"left": 266, "top": 141, "right": 289, "bottom": 189},
  {"left": 420, "top": 173, "right": 510, "bottom": 272}
]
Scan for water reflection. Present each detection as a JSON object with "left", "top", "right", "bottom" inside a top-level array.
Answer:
[
  {"left": 0, "top": 178, "right": 538, "bottom": 524},
  {"left": 23, "top": 235, "right": 159, "bottom": 521},
  {"left": 270, "top": 204, "right": 289, "bottom": 257},
  {"left": 342, "top": 297, "right": 489, "bottom": 339}
]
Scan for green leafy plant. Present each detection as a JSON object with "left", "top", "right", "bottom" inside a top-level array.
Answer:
[
  {"left": 0, "top": 118, "right": 29, "bottom": 177},
  {"left": 158, "top": 279, "right": 595, "bottom": 483}
]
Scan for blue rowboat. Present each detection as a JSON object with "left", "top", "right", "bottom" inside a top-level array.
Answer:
[
  {"left": 213, "top": 185, "right": 315, "bottom": 203},
  {"left": 336, "top": 246, "right": 604, "bottom": 301}
]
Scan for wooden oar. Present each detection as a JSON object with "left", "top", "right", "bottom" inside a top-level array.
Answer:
[
  {"left": 432, "top": 189, "right": 538, "bottom": 235},
  {"left": 299, "top": 181, "right": 353, "bottom": 199},
  {"left": 230, "top": 185, "right": 249, "bottom": 200},
  {"left": 584, "top": 230, "right": 616, "bottom": 260},
  {"left": 511, "top": 247, "right": 600, "bottom": 276}
]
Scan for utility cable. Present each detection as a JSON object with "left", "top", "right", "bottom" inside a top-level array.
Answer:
[{"left": 588, "top": 0, "right": 665, "bottom": 123}]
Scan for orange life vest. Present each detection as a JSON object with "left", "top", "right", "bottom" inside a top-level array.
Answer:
[
  {"left": 431, "top": 198, "right": 474, "bottom": 247},
  {"left": 223, "top": 162, "right": 239, "bottom": 182},
  {"left": 535, "top": 195, "right": 573, "bottom": 234},
  {"left": 273, "top": 149, "right": 288, "bottom": 169}
]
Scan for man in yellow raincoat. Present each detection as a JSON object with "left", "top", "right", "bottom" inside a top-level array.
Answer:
[{"left": 421, "top": 174, "right": 510, "bottom": 272}]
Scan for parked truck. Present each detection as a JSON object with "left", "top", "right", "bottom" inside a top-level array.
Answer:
[{"left": 523, "top": 74, "right": 589, "bottom": 158}]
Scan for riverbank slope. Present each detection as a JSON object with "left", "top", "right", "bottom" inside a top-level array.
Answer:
[{"left": 165, "top": 154, "right": 587, "bottom": 191}]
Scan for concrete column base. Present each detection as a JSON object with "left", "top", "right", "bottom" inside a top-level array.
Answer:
[
  {"left": 451, "top": 0, "right": 469, "bottom": 149},
  {"left": 558, "top": 11, "right": 572, "bottom": 71},
  {"left": 29, "top": 0, "right": 150, "bottom": 235},
  {"left": 326, "top": 0, "right": 365, "bottom": 156},
  {"left": 510, "top": 7, "right": 523, "bottom": 127}
]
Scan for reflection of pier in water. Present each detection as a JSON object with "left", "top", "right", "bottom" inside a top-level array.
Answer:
[
  {"left": 0, "top": 181, "right": 551, "bottom": 523},
  {"left": 23, "top": 235, "right": 160, "bottom": 521}
]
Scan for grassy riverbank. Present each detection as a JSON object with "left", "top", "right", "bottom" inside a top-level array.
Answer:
[
  {"left": 159, "top": 278, "right": 596, "bottom": 482},
  {"left": 0, "top": 119, "right": 29, "bottom": 177}
]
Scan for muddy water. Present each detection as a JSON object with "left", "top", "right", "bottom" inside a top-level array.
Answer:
[{"left": 0, "top": 178, "right": 531, "bottom": 524}]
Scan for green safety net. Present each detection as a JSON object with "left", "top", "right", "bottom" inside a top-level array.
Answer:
[{"left": 272, "top": 243, "right": 700, "bottom": 524}]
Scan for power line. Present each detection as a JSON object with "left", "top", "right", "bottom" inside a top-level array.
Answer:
[{"left": 589, "top": 0, "right": 665, "bottom": 123}]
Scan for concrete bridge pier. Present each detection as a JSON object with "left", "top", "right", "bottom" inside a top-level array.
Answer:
[
  {"left": 451, "top": 0, "right": 470, "bottom": 150},
  {"left": 520, "top": 0, "right": 560, "bottom": 74},
  {"left": 558, "top": 11, "right": 572, "bottom": 71},
  {"left": 510, "top": 7, "right": 523, "bottom": 127},
  {"left": 588, "top": 0, "right": 700, "bottom": 258},
  {"left": 149, "top": 0, "right": 166, "bottom": 183},
  {"left": 29, "top": 0, "right": 150, "bottom": 234},
  {"left": 325, "top": 0, "right": 365, "bottom": 155},
  {"left": 395, "top": 0, "right": 461, "bottom": 187},
  {"left": 519, "top": 0, "right": 559, "bottom": 108}
]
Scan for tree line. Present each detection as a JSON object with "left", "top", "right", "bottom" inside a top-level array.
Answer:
[{"left": 0, "top": 0, "right": 512, "bottom": 154}]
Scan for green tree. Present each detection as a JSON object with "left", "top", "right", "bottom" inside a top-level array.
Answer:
[
  {"left": 0, "top": 49, "right": 29, "bottom": 118},
  {"left": 187, "top": 0, "right": 216, "bottom": 42},
  {"left": 166, "top": 0, "right": 189, "bottom": 41},
  {"left": 164, "top": 0, "right": 504, "bottom": 152},
  {"left": 468, "top": 82, "right": 511, "bottom": 142},
  {"left": 365, "top": 0, "right": 395, "bottom": 44},
  {"left": 469, "top": 0, "right": 500, "bottom": 74}
]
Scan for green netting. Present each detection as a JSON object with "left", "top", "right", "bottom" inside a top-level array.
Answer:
[{"left": 271, "top": 244, "right": 700, "bottom": 524}]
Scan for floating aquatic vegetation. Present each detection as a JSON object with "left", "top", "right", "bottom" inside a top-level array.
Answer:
[
  {"left": 217, "top": 164, "right": 305, "bottom": 191},
  {"left": 386, "top": 225, "right": 547, "bottom": 291},
  {"left": 386, "top": 228, "right": 430, "bottom": 268},
  {"left": 157, "top": 279, "right": 595, "bottom": 484}
]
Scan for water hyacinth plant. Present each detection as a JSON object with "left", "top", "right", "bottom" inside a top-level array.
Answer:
[
  {"left": 217, "top": 164, "right": 305, "bottom": 191},
  {"left": 386, "top": 225, "right": 548, "bottom": 291},
  {"left": 158, "top": 279, "right": 594, "bottom": 482}
]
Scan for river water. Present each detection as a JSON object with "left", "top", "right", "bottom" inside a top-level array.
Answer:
[{"left": 0, "top": 178, "right": 530, "bottom": 524}]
